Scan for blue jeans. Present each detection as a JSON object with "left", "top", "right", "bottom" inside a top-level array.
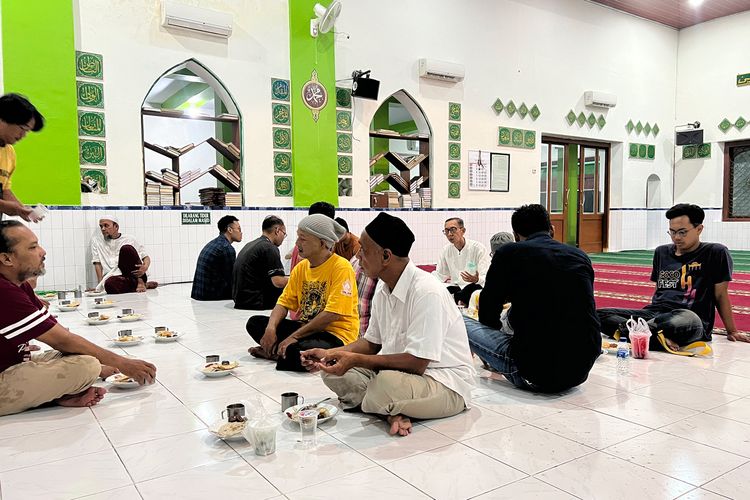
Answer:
[{"left": 463, "top": 317, "right": 536, "bottom": 391}]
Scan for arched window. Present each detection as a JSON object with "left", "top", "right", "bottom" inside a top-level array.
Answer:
[
  {"left": 646, "top": 174, "right": 661, "bottom": 208},
  {"left": 141, "top": 59, "right": 242, "bottom": 206},
  {"left": 368, "top": 90, "right": 432, "bottom": 208}
]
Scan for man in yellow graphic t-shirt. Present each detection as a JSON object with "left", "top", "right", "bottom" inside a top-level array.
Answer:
[
  {"left": 0, "top": 94, "right": 45, "bottom": 221},
  {"left": 246, "top": 213, "right": 359, "bottom": 371}
]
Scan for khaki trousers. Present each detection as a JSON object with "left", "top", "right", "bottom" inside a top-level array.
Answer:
[
  {"left": 322, "top": 368, "right": 465, "bottom": 420},
  {"left": 0, "top": 350, "right": 101, "bottom": 416}
]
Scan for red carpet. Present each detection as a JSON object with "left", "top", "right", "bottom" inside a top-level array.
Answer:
[{"left": 594, "top": 263, "right": 750, "bottom": 334}]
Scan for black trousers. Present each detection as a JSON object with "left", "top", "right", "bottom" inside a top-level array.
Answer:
[
  {"left": 447, "top": 283, "right": 483, "bottom": 306},
  {"left": 597, "top": 307, "right": 706, "bottom": 349},
  {"left": 246, "top": 315, "right": 344, "bottom": 372}
]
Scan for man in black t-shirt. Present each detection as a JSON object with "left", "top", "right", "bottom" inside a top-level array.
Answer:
[
  {"left": 598, "top": 204, "right": 749, "bottom": 349},
  {"left": 463, "top": 205, "right": 601, "bottom": 393},
  {"left": 232, "top": 215, "right": 288, "bottom": 310}
]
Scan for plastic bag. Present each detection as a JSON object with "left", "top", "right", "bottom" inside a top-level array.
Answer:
[{"left": 626, "top": 317, "right": 651, "bottom": 359}]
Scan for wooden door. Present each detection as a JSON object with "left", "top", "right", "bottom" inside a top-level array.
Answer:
[
  {"left": 576, "top": 146, "right": 608, "bottom": 253},
  {"left": 539, "top": 143, "right": 567, "bottom": 243}
]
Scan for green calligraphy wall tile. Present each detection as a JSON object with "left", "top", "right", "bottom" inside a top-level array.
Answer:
[
  {"left": 492, "top": 99, "right": 504, "bottom": 114},
  {"left": 337, "top": 133, "right": 352, "bottom": 153},
  {"left": 566, "top": 110, "right": 577, "bottom": 125},
  {"left": 273, "top": 151, "right": 292, "bottom": 173},
  {"left": 448, "top": 162, "right": 461, "bottom": 179},
  {"left": 518, "top": 102, "right": 528, "bottom": 118},
  {"left": 449, "top": 122, "right": 461, "bottom": 140},
  {"left": 272, "top": 103, "right": 291, "bottom": 125},
  {"left": 273, "top": 127, "right": 292, "bottom": 149},
  {"left": 76, "top": 51, "right": 103, "bottom": 79},
  {"left": 530, "top": 104, "right": 540, "bottom": 120},
  {"left": 506, "top": 100, "right": 517, "bottom": 117},
  {"left": 577, "top": 112, "right": 586, "bottom": 127},
  {"left": 78, "top": 110, "right": 105, "bottom": 137},
  {"left": 271, "top": 78, "right": 290, "bottom": 101},
  {"left": 697, "top": 143, "right": 711, "bottom": 158},
  {"left": 274, "top": 176, "right": 293, "bottom": 196},
  {"left": 336, "top": 110, "right": 352, "bottom": 131},
  {"left": 80, "top": 139, "right": 106, "bottom": 165},
  {"left": 335, "top": 86, "right": 352, "bottom": 108},
  {"left": 337, "top": 155, "right": 353, "bottom": 175},
  {"left": 76, "top": 81, "right": 104, "bottom": 108},
  {"left": 448, "top": 142, "right": 461, "bottom": 160},
  {"left": 80, "top": 168, "right": 107, "bottom": 194},
  {"left": 448, "top": 181, "right": 461, "bottom": 198},
  {"left": 449, "top": 102, "right": 461, "bottom": 121}
]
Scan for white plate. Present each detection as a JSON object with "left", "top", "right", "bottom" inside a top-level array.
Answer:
[
  {"left": 153, "top": 332, "right": 181, "bottom": 343},
  {"left": 198, "top": 362, "right": 238, "bottom": 378},
  {"left": 285, "top": 403, "right": 339, "bottom": 425},
  {"left": 86, "top": 316, "right": 112, "bottom": 325},
  {"left": 118, "top": 314, "right": 142, "bottom": 323},
  {"left": 105, "top": 374, "right": 140, "bottom": 388},
  {"left": 85, "top": 290, "right": 107, "bottom": 297},
  {"left": 208, "top": 419, "right": 248, "bottom": 441},
  {"left": 111, "top": 336, "right": 143, "bottom": 347},
  {"left": 94, "top": 302, "right": 116, "bottom": 309},
  {"left": 57, "top": 304, "right": 81, "bottom": 312}
]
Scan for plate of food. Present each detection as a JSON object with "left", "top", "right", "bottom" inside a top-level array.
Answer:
[
  {"left": 112, "top": 334, "right": 144, "bottom": 347},
  {"left": 105, "top": 373, "right": 140, "bottom": 388},
  {"left": 154, "top": 330, "right": 181, "bottom": 342},
  {"left": 285, "top": 403, "right": 338, "bottom": 424},
  {"left": 199, "top": 361, "right": 239, "bottom": 377},
  {"left": 118, "top": 313, "right": 142, "bottom": 323},
  {"left": 85, "top": 289, "right": 107, "bottom": 297},
  {"left": 57, "top": 301, "right": 81, "bottom": 312},
  {"left": 37, "top": 291, "right": 58, "bottom": 301},
  {"left": 86, "top": 314, "right": 111, "bottom": 325},
  {"left": 93, "top": 300, "right": 116, "bottom": 309},
  {"left": 208, "top": 419, "right": 248, "bottom": 441}
]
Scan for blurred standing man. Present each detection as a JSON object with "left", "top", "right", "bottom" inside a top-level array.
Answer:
[{"left": 0, "top": 94, "right": 45, "bottom": 222}]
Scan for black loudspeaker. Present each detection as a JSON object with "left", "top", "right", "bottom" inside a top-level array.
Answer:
[
  {"left": 675, "top": 129, "right": 704, "bottom": 145},
  {"left": 352, "top": 77, "right": 380, "bottom": 100}
]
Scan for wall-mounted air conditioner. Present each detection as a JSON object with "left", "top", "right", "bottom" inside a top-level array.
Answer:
[
  {"left": 584, "top": 91, "right": 617, "bottom": 108},
  {"left": 161, "top": 1, "right": 233, "bottom": 38},
  {"left": 418, "top": 58, "right": 465, "bottom": 83}
]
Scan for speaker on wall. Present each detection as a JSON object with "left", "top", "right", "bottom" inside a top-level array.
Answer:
[
  {"left": 352, "top": 76, "right": 380, "bottom": 100},
  {"left": 675, "top": 129, "right": 703, "bottom": 146}
]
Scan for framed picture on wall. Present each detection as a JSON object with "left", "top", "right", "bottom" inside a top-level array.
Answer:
[{"left": 490, "top": 152, "right": 510, "bottom": 192}]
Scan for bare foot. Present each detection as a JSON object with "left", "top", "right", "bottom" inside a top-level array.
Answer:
[
  {"left": 387, "top": 415, "right": 412, "bottom": 436},
  {"left": 135, "top": 281, "right": 146, "bottom": 293},
  {"left": 665, "top": 337, "right": 680, "bottom": 351},
  {"left": 146, "top": 281, "right": 158, "bottom": 289},
  {"left": 249, "top": 346, "right": 269, "bottom": 359},
  {"left": 100, "top": 365, "right": 119, "bottom": 379},
  {"left": 57, "top": 386, "right": 107, "bottom": 408}
]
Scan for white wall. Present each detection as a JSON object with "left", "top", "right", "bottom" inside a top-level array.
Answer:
[
  {"left": 336, "top": 0, "right": 679, "bottom": 210},
  {"left": 75, "top": 0, "right": 290, "bottom": 207}
]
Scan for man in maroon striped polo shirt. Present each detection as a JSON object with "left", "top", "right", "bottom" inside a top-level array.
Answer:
[{"left": 0, "top": 221, "right": 157, "bottom": 416}]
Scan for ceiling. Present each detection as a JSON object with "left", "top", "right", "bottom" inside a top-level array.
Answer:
[{"left": 588, "top": 0, "right": 750, "bottom": 29}]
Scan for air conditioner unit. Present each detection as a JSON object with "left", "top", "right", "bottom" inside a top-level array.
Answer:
[
  {"left": 161, "top": 1, "right": 233, "bottom": 38},
  {"left": 584, "top": 91, "right": 617, "bottom": 108},
  {"left": 418, "top": 58, "right": 465, "bottom": 83}
]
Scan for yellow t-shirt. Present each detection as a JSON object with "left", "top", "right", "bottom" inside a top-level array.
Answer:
[
  {"left": 277, "top": 253, "right": 359, "bottom": 345},
  {"left": 0, "top": 145, "right": 16, "bottom": 190}
]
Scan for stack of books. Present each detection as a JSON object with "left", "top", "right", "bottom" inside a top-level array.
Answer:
[
  {"left": 199, "top": 187, "right": 226, "bottom": 207},
  {"left": 418, "top": 187, "right": 432, "bottom": 208},
  {"left": 209, "top": 165, "right": 240, "bottom": 190},
  {"left": 145, "top": 171, "right": 163, "bottom": 184},
  {"left": 387, "top": 192, "right": 400, "bottom": 208},
  {"left": 226, "top": 143, "right": 241, "bottom": 159},
  {"left": 160, "top": 169, "right": 180, "bottom": 188},
  {"left": 159, "top": 185, "right": 174, "bottom": 205},
  {"left": 180, "top": 168, "right": 203, "bottom": 186},
  {"left": 369, "top": 174, "right": 385, "bottom": 190},
  {"left": 145, "top": 182, "right": 161, "bottom": 206},
  {"left": 227, "top": 170, "right": 241, "bottom": 187},
  {"left": 409, "top": 176, "right": 425, "bottom": 193},
  {"left": 385, "top": 174, "right": 409, "bottom": 194},
  {"left": 384, "top": 152, "right": 427, "bottom": 171},
  {"left": 225, "top": 192, "right": 242, "bottom": 207}
]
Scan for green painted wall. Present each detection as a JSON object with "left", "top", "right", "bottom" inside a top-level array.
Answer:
[
  {"left": 565, "top": 144, "right": 579, "bottom": 245},
  {"left": 2, "top": 0, "right": 80, "bottom": 205},
  {"left": 289, "top": 0, "right": 338, "bottom": 207}
]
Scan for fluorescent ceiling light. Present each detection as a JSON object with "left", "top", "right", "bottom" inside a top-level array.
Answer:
[{"left": 688, "top": 0, "right": 704, "bottom": 7}]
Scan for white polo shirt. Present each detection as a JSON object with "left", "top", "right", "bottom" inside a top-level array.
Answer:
[
  {"left": 434, "top": 238, "right": 491, "bottom": 287},
  {"left": 364, "top": 262, "right": 475, "bottom": 406},
  {"left": 90, "top": 233, "right": 148, "bottom": 289}
]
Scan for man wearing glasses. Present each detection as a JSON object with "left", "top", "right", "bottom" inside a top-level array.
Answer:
[
  {"left": 434, "top": 217, "right": 491, "bottom": 306},
  {"left": 232, "top": 215, "right": 288, "bottom": 310},
  {"left": 598, "top": 203, "right": 749, "bottom": 349}
]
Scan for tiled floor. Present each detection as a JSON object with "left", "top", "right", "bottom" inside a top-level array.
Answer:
[{"left": 2, "top": 283, "right": 750, "bottom": 499}]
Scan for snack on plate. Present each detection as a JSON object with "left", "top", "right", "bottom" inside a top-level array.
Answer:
[
  {"left": 216, "top": 421, "right": 246, "bottom": 438},
  {"left": 112, "top": 374, "right": 135, "bottom": 383},
  {"left": 286, "top": 405, "right": 330, "bottom": 420},
  {"left": 602, "top": 339, "right": 618, "bottom": 350},
  {"left": 115, "top": 335, "right": 140, "bottom": 343},
  {"left": 202, "top": 361, "right": 239, "bottom": 372},
  {"left": 98, "top": 315, "right": 110, "bottom": 321},
  {"left": 156, "top": 330, "right": 177, "bottom": 338}
]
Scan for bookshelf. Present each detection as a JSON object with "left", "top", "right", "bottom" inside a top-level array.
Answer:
[
  {"left": 141, "top": 110, "right": 242, "bottom": 206},
  {"left": 369, "top": 129, "right": 430, "bottom": 208}
]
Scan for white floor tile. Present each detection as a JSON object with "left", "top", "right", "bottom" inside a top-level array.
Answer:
[
  {"left": 702, "top": 461, "right": 750, "bottom": 498},
  {"left": 287, "top": 466, "right": 429, "bottom": 499},
  {"left": 661, "top": 413, "right": 750, "bottom": 458},
  {"left": 677, "top": 488, "right": 734, "bottom": 500},
  {"left": 117, "top": 429, "right": 238, "bottom": 482},
  {"left": 421, "top": 405, "right": 518, "bottom": 440},
  {"left": 537, "top": 451, "right": 694, "bottom": 500},
  {"left": 533, "top": 407, "right": 650, "bottom": 449},
  {"left": 0, "top": 406, "right": 97, "bottom": 440},
  {"left": 384, "top": 443, "right": 526, "bottom": 500},
  {"left": 706, "top": 396, "right": 750, "bottom": 425},
  {"left": 76, "top": 485, "right": 143, "bottom": 500},
  {"left": 473, "top": 390, "right": 577, "bottom": 422},
  {"left": 136, "top": 458, "right": 279, "bottom": 500},
  {"left": 584, "top": 393, "right": 698, "bottom": 428},
  {"left": 100, "top": 406, "right": 206, "bottom": 447},
  {"left": 632, "top": 380, "right": 741, "bottom": 411},
  {"left": 474, "top": 477, "right": 577, "bottom": 499},
  {"left": 463, "top": 423, "right": 594, "bottom": 474},
  {"left": 605, "top": 430, "right": 748, "bottom": 486},
  {"left": 682, "top": 369, "right": 750, "bottom": 397},
  {"left": 0, "top": 449, "right": 132, "bottom": 500}
]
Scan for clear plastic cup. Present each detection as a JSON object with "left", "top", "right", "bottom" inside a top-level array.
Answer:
[
  {"left": 298, "top": 409, "right": 318, "bottom": 449},
  {"left": 630, "top": 331, "right": 651, "bottom": 359},
  {"left": 245, "top": 418, "right": 279, "bottom": 456}
]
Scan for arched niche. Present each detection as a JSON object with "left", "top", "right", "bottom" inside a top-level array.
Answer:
[
  {"left": 367, "top": 90, "right": 432, "bottom": 208},
  {"left": 140, "top": 59, "right": 243, "bottom": 206},
  {"left": 646, "top": 173, "right": 661, "bottom": 208}
]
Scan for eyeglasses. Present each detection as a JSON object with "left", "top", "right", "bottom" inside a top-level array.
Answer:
[
  {"left": 442, "top": 227, "right": 461, "bottom": 235},
  {"left": 667, "top": 226, "right": 697, "bottom": 238}
]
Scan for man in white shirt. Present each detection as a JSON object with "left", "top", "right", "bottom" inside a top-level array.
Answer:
[
  {"left": 434, "top": 217, "right": 491, "bottom": 305},
  {"left": 90, "top": 215, "right": 157, "bottom": 294},
  {"left": 301, "top": 213, "right": 475, "bottom": 436}
]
